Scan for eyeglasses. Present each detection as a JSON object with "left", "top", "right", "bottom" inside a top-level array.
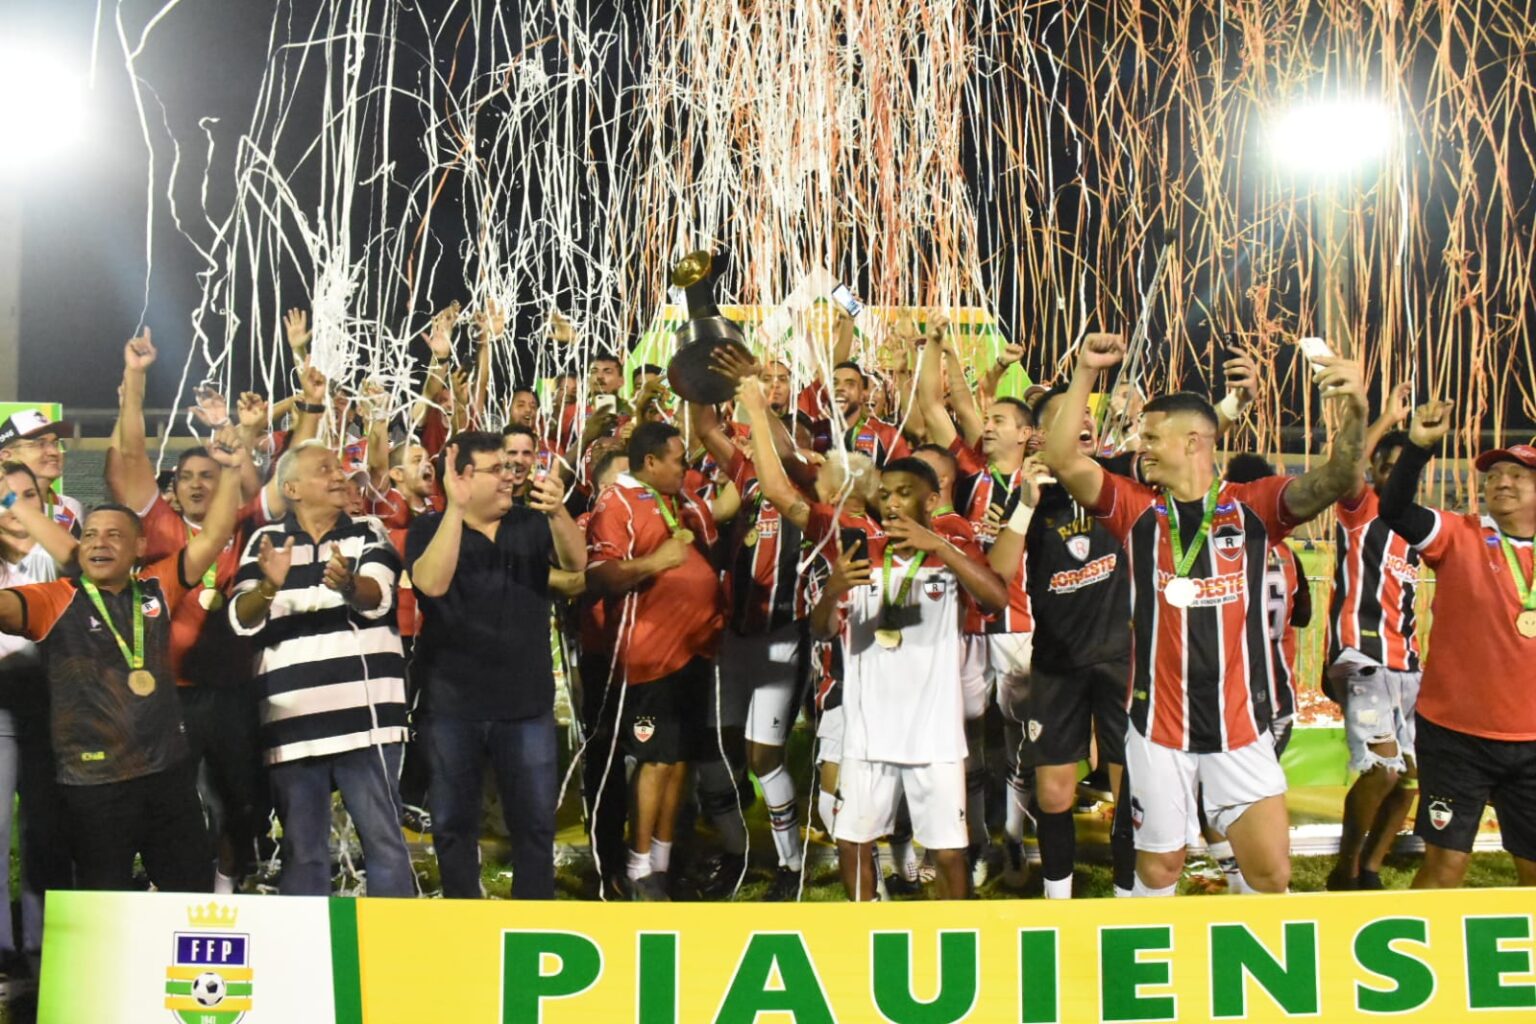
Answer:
[
  {"left": 472, "top": 460, "right": 522, "bottom": 477},
  {"left": 11, "top": 438, "right": 65, "bottom": 453}
]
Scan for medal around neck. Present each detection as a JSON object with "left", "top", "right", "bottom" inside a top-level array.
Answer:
[
  {"left": 1518, "top": 609, "right": 1536, "bottom": 639},
  {"left": 1163, "top": 576, "right": 1198, "bottom": 609}
]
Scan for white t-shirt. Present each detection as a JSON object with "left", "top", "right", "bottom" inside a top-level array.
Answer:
[
  {"left": 0, "top": 544, "right": 63, "bottom": 667},
  {"left": 839, "top": 539, "right": 969, "bottom": 765}
]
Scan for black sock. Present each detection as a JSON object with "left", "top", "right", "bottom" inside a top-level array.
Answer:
[
  {"left": 1357, "top": 868, "right": 1384, "bottom": 890},
  {"left": 1111, "top": 770, "right": 1136, "bottom": 892},
  {"left": 1031, "top": 799, "right": 1075, "bottom": 882}
]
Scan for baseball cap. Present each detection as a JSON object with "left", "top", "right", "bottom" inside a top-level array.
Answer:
[
  {"left": 1474, "top": 443, "right": 1536, "bottom": 473},
  {"left": 0, "top": 409, "right": 71, "bottom": 449}
]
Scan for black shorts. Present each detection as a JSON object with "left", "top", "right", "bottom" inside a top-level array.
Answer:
[
  {"left": 621, "top": 658, "right": 711, "bottom": 765},
  {"left": 1018, "top": 659, "right": 1129, "bottom": 768},
  {"left": 1414, "top": 714, "right": 1536, "bottom": 861}
]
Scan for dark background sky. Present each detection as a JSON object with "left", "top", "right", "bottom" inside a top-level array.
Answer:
[{"left": 12, "top": 0, "right": 280, "bottom": 413}]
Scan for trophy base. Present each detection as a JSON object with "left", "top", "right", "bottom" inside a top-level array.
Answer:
[{"left": 667, "top": 337, "right": 752, "bottom": 405}]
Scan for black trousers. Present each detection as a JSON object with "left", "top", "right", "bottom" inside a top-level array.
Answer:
[
  {"left": 179, "top": 685, "right": 262, "bottom": 877},
  {"left": 59, "top": 759, "right": 213, "bottom": 893},
  {"left": 578, "top": 655, "right": 628, "bottom": 882}
]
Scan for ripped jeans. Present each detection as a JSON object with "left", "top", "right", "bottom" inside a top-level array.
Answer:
[{"left": 1330, "top": 662, "right": 1421, "bottom": 774}]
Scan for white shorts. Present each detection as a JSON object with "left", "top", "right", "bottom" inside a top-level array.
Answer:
[
  {"left": 711, "top": 623, "right": 805, "bottom": 746},
  {"left": 1124, "top": 727, "right": 1288, "bottom": 852},
  {"left": 831, "top": 758, "right": 968, "bottom": 850},
  {"left": 992, "top": 633, "right": 1034, "bottom": 723},
  {"left": 960, "top": 635, "right": 994, "bottom": 720},
  {"left": 960, "top": 632, "right": 1032, "bottom": 720},
  {"left": 816, "top": 706, "right": 844, "bottom": 767}
]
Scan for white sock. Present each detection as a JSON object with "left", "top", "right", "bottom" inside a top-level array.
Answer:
[
  {"left": 890, "top": 838, "right": 918, "bottom": 881},
  {"left": 214, "top": 871, "right": 235, "bottom": 895},
  {"left": 1043, "top": 874, "right": 1073, "bottom": 899},
  {"left": 1207, "top": 840, "right": 1251, "bottom": 893},
  {"left": 649, "top": 839, "right": 672, "bottom": 874},
  {"left": 818, "top": 789, "right": 839, "bottom": 837},
  {"left": 1131, "top": 875, "right": 1177, "bottom": 897},
  {"left": 1005, "top": 771, "right": 1029, "bottom": 842},
  {"left": 626, "top": 847, "right": 653, "bottom": 881},
  {"left": 1207, "top": 839, "right": 1234, "bottom": 861},
  {"left": 1114, "top": 886, "right": 1134, "bottom": 898},
  {"left": 759, "top": 765, "right": 803, "bottom": 871}
]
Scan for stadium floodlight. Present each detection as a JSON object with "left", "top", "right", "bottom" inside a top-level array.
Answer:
[
  {"left": 1269, "top": 99, "right": 1392, "bottom": 176},
  {"left": 0, "top": 44, "right": 88, "bottom": 175}
]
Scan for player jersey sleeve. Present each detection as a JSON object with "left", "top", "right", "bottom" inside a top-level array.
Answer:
[
  {"left": 586, "top": 492, "right": 634, "bottom": 567},
  {"left": 369, "top": 489, "right": 411, "bottom": 530},
  {"left": 804, "top": 501, "right": 838, "bottom": 547},
  {"left": 1377, "top": 441, "right": 1440, "bottom": 548},
  {"left": 886, "top": 427, "right": 912, "bottom": 462},
  {"left": 1237, "top": 475, "right": 1304, "bottom": 541},
  {"left": 946, "top": 436, "right": 985, "bottom": 476},
  {"left": 5, "top": 579, "right": 77, "bottom": 641},
  {"left": 139, "top": 553, "right": 192, "bottom": 612},
  {"left": 139, "top": 495, "right": 187, "bottom": 565},
  {"left": 1410, "top": 508, "right": 1469, "bottom": 568},
  {"left": 935, "top": 515, "right": 978, "bottom": 548},
  {"left": 1089, "top": 470, "right": 1155, "bottom": 542}
]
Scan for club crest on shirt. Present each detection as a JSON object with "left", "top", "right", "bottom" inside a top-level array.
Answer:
[
  {"left": 923, "top": 579, "right": 946, "bottom": 600},
  {"left": 632, "top": 717, "right": 655, "bottom": 743},
  {"left": 1028, "top": 719, "right": 1043, "bottom": 742},
  {"left": 1213, "top": 524, "right": 1245, "bottom": 559},
  {"left": 1428, "top": 799, "right": 1453, "bottom": 830},
  {"left": 1066, "top": 534, "right": 1091, "bottom": 562},
  {"left": 141, "top": 596, "right": 164, "bottom": 618}
]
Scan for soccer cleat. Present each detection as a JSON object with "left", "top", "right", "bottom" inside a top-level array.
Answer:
[
  {"left": 694, "top": 852, "right": 747, "bottom": 900},
  {"left": 884, "top": 872, "right": 923, "bottom": 897},
  {"left": 763, "top": 865, "right": 803, "bottom": 902},
  {"left": 1356, "top": 869, "right": 1385, "bottom": 890},
  {"left": 630, "top": 872, "right": 671, "bottom": 902},
  {"left": 1001, "top": 838, "right": 1029, "bottom": 889},
  {"left": 968, "top": 843, "right": 992, "bottom": 889},
  {"left": 1325, "top": 867, "right": 1358, "bottom": 892}
]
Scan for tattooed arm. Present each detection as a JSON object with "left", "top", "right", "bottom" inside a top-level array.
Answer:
[{"left": 1281, "top": 357, "right": 1369, "bottom": 523}]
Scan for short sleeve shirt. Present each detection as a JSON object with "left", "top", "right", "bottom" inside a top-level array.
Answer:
[
  {"left": 1412, "top": 513, "right": 1536, "bottom": 740},
  {"left": 407, "top": 508, "right": 556, "bottom": 720},
  {"left": 7, "top": 556, "right": 192, "bottom": 784},
  {"left": 1092, "top": 472, "right": 1300, "bottom": 753},
  {"left": 586, "top": 476, "right": 724, "bottom": 684}
]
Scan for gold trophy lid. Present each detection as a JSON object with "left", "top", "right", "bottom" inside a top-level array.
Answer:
[{"left": 671, "top": 250, "right": 715, "bottom": 289}]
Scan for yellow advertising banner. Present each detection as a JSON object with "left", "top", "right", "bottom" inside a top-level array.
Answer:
[{"left": 355, "top": 888, "right": 1536, "bottom": 1023}]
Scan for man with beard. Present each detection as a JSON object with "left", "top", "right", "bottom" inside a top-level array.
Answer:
[{"left": 1042, "top": 332, "right": 1367, "bottom": 896}]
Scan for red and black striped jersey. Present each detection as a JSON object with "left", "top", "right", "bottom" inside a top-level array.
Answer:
[
  {"left": 1328, "top": 488, "right": 1421, "bottom": 672},
  {"left": 1093, "top": 472, "right": 1301, "bottom": 753},
  {"left": 843, "top": 415, "right": 911, "bottom": 469},
  {"left": 722, "top": 451, "right": 805, "bottom": 636},
  {"left": 950, "top": 438, "right": 1033, "bottom": 635},
  {"left": 1262, "top": 543, "right": 1310, "bottom": 723},
  {"left": 804, "top": 501, "right": 883, "bottom": 715}
]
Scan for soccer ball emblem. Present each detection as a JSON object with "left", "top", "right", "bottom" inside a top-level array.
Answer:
[{"left": 191, "top": 971, "right": 226, "bottom": 1007}]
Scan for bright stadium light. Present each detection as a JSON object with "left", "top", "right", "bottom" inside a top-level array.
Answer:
[
  {"left": 0, "top": 44, "right": 89, "bottom": 175},
  {"left": 1269, "top": 99, "right": 1392, "bottom": 176}
]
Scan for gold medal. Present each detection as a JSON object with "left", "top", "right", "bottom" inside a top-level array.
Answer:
[
  {"left": 874, "top": 628, "right": 902, "bottom": 650},
  {"left": 1518, "top": 610, "right": 1536, "bottom": 639},
  {"left": 744, "top": 528, "right": 759, "bottom": 547},
  {"left": 674, "top": 528, "right": 695, "bottom": 546},
  {"left": 127, "top": 669, "right": 156, "bottom": 697},
  {"left": 198, "top": 588, "right": 224, "bottom": 611}
]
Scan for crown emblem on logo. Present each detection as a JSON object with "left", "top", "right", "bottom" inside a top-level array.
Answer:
[{"left": 186, "top": 902, "right": 239, "bottom": 929}]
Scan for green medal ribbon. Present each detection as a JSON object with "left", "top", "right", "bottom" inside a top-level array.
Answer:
[
  {"left": 1163, "top": 479, "right": 1222, "bottom": 578},
  {"left": 1498, "top": 531, "right": 1536, "bottom": 611},
  {"left": 80, "top": 578, "right": 146, "bottom": 671},
  {"left": 881, "top": 545, "right": 928, "bottom": 625},
  {"left": 844, "top": 414, "right": 870, "bottom": 453},
  {"left": 642, "top": 484, "right": 682, "bottom": 533},
  {"left": 988, "top": 466, "right": 1016, "bottom": 502},
  {"left": 188, "top": 523, "right": 218, "bottom": 592},
  {"left": 933, "top": 504, "right": 954, "bottom": 517}
]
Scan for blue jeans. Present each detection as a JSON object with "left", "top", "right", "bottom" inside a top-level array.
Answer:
[
  {"left": 425, "top": 713, "right": 558, "bottom": 899},
  {"left": 269, "top": 743, "right": 416, "bottom": 897}
]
